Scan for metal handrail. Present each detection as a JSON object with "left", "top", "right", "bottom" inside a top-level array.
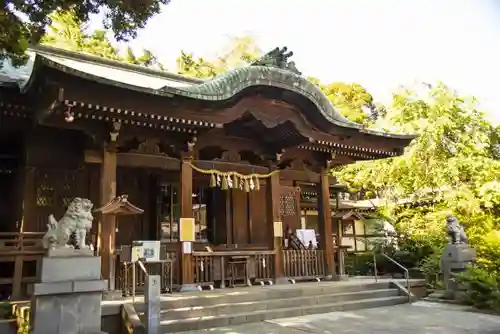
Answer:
[
  {"left": 132, "top": 259, "right": 148, "bottom": 304},
  {"left": 373, "top": 252, "right": 411, "bottom": 304}
]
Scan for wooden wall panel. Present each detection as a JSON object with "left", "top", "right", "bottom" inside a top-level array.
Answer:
[
  {"left": 212, "top": 188, "right": 227, "bottom": 245},
  {"left": 232, "top": 189, "right": 248, "bottom": 245},
  {"left": 250, "top": 185, "right": 268, "bottom": 245}
]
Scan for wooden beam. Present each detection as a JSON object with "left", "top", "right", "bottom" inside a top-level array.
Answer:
[
  {"left": 194, "top": 160, "right": 269, "bottom": 174},
  {"left": 179, "top": 160, "right": 194, "bottom": 290},
  {"left": 267, "top": 171, "right": 285, "bottom": 282},
  {"left": 85, "top": 150, "right": 180, "bottom": 170},
  {"left": 318, "top": 168, "right": 336, "bottom": 278},
  {"left": 98, "top": 145, "right": 117, "bottom": 290},
  {"left": 280, "top": 169, "right": 337, "bottom": 184}
]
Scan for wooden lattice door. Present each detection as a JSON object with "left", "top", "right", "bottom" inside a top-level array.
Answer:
[
  {"left": 279, "top": 186, "right": 301, "bottom": 232},
  {"left": 29, "top": 168, "right": 88, "bottom": 232}
]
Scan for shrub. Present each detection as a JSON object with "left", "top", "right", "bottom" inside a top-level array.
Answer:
[
  {"left": 420, "top": 250, "right": 444, "bottom": 289},
  {"left": 456, "top": 266, "right": 500, "bottom": 312},
  {"left": 0, "top": 302, "right": 10, "bottom": 319}
]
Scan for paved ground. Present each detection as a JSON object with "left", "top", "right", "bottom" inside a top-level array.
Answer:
[{"left": 179, "top": 301, "right": 500, "bottom": 334}]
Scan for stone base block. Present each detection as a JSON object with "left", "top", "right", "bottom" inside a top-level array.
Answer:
[
  {"left": 31, "top": 292, "right": 103, "bottom": 334},
  {"left": 274, "top": 277, "right": 289, "bottom": 285},
  {"left": 442, "top": 244, "right": 476, "bottom": 263},
  {"left": 102, "top": 290, "right": 123, "bottom": 301},
  {"left": 47, "top": 248, "right": 94, "bottom": 258},
  {"left": 179, "top": 284, "right": 200, "bottom": 292},
  {"left": 31, "top": 255, "right": 106, "bottom": 334},
  {"left": 39, "top": 256, "right": 101, "bottom": 282}
]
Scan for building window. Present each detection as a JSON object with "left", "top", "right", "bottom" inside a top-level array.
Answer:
[
  {"left": 343, "top": 219, "right": 380, "bottom": 252},
  {"left": 159, "top": 183, "right": 209, "bottom": 242},
  {"left": 193, "top": 186, "right": 208, "bottom": 242},
  {"left": 159, "top": 183, "right": 180, "bottom": 242}
]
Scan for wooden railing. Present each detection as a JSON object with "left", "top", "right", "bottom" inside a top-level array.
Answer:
[
  {"left": 118, "top": 249, "right": 177, "bottom": 296},
  {"left": 0, "top": 232, "right": 45, "bottom": 300},
  {"left": 120, "top": 260, "right": 174, "bottom": 297},
  {"left": 283, "top": 250, "right": 325, "bottom": 281},
  {"left": 192, "top": 251, "right": 276, "bottom": 288}
]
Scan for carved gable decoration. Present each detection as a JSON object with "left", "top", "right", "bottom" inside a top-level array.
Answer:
[{"left": 251, "top": 47, "right": 301, "bottom": 75}]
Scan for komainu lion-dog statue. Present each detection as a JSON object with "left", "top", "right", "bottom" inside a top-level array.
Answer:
[{"left": 42, "top": 197, "right": 94, "bottom": 250}]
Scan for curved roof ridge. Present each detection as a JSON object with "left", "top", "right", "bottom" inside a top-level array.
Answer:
[
  {"left": 160, "top": 65, "right": 362, "bottom": 129},
  {"left": 32, "top": 50, "right": 417, "bottom": 140}
]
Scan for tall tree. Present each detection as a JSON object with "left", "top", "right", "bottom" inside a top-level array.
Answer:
[
  {"left": 42, "top": 10, "right": 165, "bottom": 69},
  {"left": 335, "top": 83, "right": 500, "bottom": 247},
  {"left": 176, "top": 51, "right": 217, "bottom": 78},
  {"left": 308, "top": 77, "right": 377, "bottom": 124},
  {"left": 40, "top": 10, "right": 87, "bottom": 52},
  {"left": 176, "top": 35, "right": 262, "bottom": 78},
  {"left": 42, "top": 10, "right": 121, "bottom": 60},
  {"left": 84, "top": 30, "right": 121, "bottom": 60},
  {"left": 2, "top": 0, "right": 171, "bottom": 67},
  {"left": 212, "top": 36, "right": 262, "bottom": 72}
]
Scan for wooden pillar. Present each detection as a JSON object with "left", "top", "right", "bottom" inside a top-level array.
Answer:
[
  {"left": 318, "top": 168, "right": 336, "bottom": 278},
  {"left": 99, "top": 145, "right": 117, "bottom": 290},
  {"left": 179, "top": 160, "right": 195, "bottom": 290},
  {"left": 267, "top": 172, "right": 285, "bottom": 282}
]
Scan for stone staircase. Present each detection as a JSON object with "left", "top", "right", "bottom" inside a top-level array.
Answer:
[{"left": 134, "top": 280, "right": 413, "bottom": 333}]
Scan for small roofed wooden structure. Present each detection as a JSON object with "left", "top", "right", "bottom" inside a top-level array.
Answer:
[
  {"left": 94, "top": 195, "right": 144, "bottom": 292},
  {"left": 94, "top": 195, "right": 144, "bottom": 216},
  {"left": 332, "top": 210, "right": 365, "bottom": 221}
]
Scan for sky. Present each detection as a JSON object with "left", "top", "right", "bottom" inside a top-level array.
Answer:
[{"left": 89, "top": 0, "right": 500, "bottom": 124}]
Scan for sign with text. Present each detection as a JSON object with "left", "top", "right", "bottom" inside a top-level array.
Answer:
[
  {"left": 131, "top": 240, "right": 160, "bottom": 262},
  {"left": 180, "top": 218, "right": 195, "bottom": 241},
  {"left": 273, "top": 221, "right": 283, "bottom": 237}
]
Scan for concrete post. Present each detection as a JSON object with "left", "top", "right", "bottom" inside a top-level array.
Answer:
[{"left": 145, "top": 275, "right": 161, "bottom": 334}]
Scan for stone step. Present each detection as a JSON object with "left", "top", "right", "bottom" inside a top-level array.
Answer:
[
  {"left": 136, "top": 281, "right": 394, "bottom": 311},
  {"left": 160, "top": 295, "right": 408, "bottom": 333},
  {"left": 158, "top": 288, "right": 400, "bottom": 321}
]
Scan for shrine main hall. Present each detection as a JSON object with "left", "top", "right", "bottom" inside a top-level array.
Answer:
[{"left": 0, "top": 45, "right": 415, "bottom": 296}]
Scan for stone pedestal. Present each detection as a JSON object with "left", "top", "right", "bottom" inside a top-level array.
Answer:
[
  {"left": 145, "top": 275, "right": 161, "bottom": 334},
  {"left": 30, "top": 250, "right": 107, "bottom": 334},
  {"left": 441, "top": 244, "right": 476, "bottom": 300}
]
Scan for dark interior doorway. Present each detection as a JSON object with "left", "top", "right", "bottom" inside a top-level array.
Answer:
[{"left": 0, "top": 132, "right": 22, "bottom": 232}]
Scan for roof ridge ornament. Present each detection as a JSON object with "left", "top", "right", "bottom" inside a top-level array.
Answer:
[{"left": 251, "top": 46, "right": 301, "bottom": 75}]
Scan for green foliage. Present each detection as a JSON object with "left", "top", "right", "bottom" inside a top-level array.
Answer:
[
  {"left": 0, "top": 302, "right": 11, "bottom": 319},
  {"left": 42, "top": 10, "right": 164, "bottom": 69},
  {"left": 335, "top": 82, "right": 500, "bottom": 308},
  {"left": 176, "top": 51, "right": 218, "bottom": 78},
  {"left": 308, "top": 77, "right": 378, "bottom": 124},
  {"left": 419, "top": 250, "right": 444, "bottom": 289},
  {"left": 176, "top": 36, "right": 262, "bottom": 78},
  {"left": 456, "top": 266, "right": 500, "bottom": 311},
  {"left": 453, "top": 231, "right": 500, "bottom": 311},
  {"left": 2, "top": 0, "right": 170, "bottom": 67}
]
